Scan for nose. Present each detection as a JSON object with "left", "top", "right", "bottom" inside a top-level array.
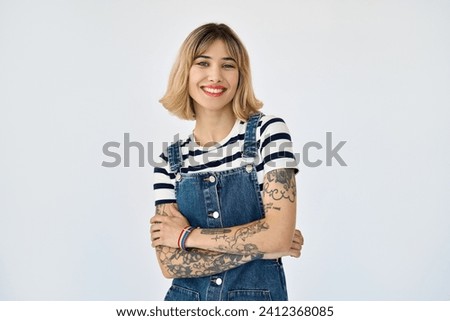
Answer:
[{"left": 208, "top": 65, "right": 222, "bottom": 83}]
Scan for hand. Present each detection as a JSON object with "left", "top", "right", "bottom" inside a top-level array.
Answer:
[
  {"left": 150, "top": 204, "right": 190, "bottom": 248},
  {"left": 289, "top": 229, "right": 304, "bottom": 258},
  {"left": 263, "top": 229, "right": 304, "bottom": 259}
]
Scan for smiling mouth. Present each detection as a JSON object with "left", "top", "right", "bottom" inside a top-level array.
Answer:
[{"left": 202, "top": 86, "right": 226, "bottom": 97}]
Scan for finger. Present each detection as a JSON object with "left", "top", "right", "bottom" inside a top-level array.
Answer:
[
  {"left": 150, "top": 229, "right": 160, "bottom": 240},
  {"left": 297, "top": 230, "right": 304, "bottom": 244},
  {"left": 151, "top": 238, "right": 160, "bottom": 248},
  {"left": 151, "top": 231, "right": 162, "bottom": 244},
  {"left": 150, "top": 216, "right": 165, "bottom": 224},
  {"left": 290, "top": 242, "right": 301, "bottom": 251},
  {"left": 293, "top": 236, "right": 303, "bottom": 246},
  {"left": 289, "top": 248, "right": 301, "bottom": 258},
  {"left": 293, "top": 230, "right": 304, "bottom": 245},
  {"left": 292, "top": 234, "right": 302, "bottom": 244},
  {"left": 150, "top": 224, "right": 161, "bottom": 234}
]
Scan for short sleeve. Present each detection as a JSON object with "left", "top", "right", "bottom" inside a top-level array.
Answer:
[
  {"left": 153, "top": 151, "right": 176, "bottom": 206},
  {"left": 258, "top": 115, "right": 299, "bottom": 176}
]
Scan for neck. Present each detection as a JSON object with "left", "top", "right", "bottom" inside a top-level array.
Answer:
[{"left": 193, "top": 108, "right": 236, "bottom": 147}]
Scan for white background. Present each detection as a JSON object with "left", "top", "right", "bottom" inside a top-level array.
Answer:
[{"left": 1, "top": 0, "right": 449, "bottom": 300}]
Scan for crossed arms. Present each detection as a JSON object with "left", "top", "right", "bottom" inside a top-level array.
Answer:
[{"left": 150, "top": 168, "right": 303, "bottom": 278}]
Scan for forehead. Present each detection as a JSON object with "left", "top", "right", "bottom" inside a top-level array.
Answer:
[{"left": 197, "top": 39, "right": 233, "bottom": 58}]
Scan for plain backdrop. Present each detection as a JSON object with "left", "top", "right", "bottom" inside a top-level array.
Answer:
[{"left": 1, "top": 0, "right": 449, "bottom": 300}]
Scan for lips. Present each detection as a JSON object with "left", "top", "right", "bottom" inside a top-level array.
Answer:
[{"left": 201, "top": 85, "right": 226, "bottom": 97}]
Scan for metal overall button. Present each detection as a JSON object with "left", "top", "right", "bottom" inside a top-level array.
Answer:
[
  {"left": 208, "top": 175, "right": 216, "bottom": 183},
  {"left": 245, "top": 164, "right": 253, "bottom": 173},
  {"left": 175, "top": 173, "right": 182, "bottom": 182},
  {"left": 211, "top": 277, "right": 223, "bottom": 286},
  {"left": 208, "top": 211, "right": 220, "bottom": 219}
]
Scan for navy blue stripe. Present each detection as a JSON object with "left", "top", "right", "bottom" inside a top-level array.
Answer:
[
  {"left": 183, "top": 133, "right": 246, "bottom": 158},
  {"left": 153, "top": 183, "right": 174, "bottom": 190},
  {"left": 181, "top": 151, "right": 243, "bottom": 173},
  {"left": 154, "top": 167, "right": 176, "bottom": 178},
  {"left": 223, "top": 133, "right": 245, "bottom": 148},
  {"left": 260, "top": 117, "right": 285, "bottom": 136},
  {"left": 256, "top": 162, "right": 264, "bottom": 172},
  {"left": 260, "top": 133, "right": 292, "bottom": 150},
  {"left": 263, "top": 151, "right": 296, "bottom": 164},
  {"left": 180, "top": 138, "right": 191, "bottom": 147},
  {"left": 155, "top": 199, "right": 176, "bottom": 206}
]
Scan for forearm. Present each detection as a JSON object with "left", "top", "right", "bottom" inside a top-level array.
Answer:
[
  {"left": 185, "top": 216, "right": 294, "bottom": 255},
  {"left": 156, "top": 245, "right": 263, "bottom": 279}
]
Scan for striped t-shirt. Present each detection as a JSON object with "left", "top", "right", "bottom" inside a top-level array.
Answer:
[{"left": 153, "top": 114, "right": 298, "bottom": 206}]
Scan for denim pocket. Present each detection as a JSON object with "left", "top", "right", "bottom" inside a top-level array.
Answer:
[
  {"left": 164, "top": 285, "right": 200, "bottom": 301},
  {"left": 227, "top": 289, "right": 272, "bottom": 301}
]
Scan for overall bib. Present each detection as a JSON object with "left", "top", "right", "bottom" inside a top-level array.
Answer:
[{"left": 165, "top": 113, "right": 288, "bottom": 301}]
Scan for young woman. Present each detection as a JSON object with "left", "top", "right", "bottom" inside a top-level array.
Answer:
[{"left": 150, "top": 23, "right": 303, "bottom": 301}]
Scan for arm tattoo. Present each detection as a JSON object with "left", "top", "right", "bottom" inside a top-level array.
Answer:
[
  {"left": 200, "top": 228, "right": 232, "bottom": 235},
  {"left": 264, "top": 202, "right": 281, "bottom": 212},
  {"left": 154, "top": 204, "right": 262, "bottom": 278},
  {"left": 157, "top": 246, "right": 263, "bottom": 278},
  {"left": 210, "top": 220, "right": 269, "bottom": 250},
  {"left": 200, "top": 220, "right": 269, "bottom": 255},
  {"left": 155, "top": 204, "right": 170, "bottom": 217},
  {"left": 263, "top": 168, "right": 296, "bottom": 203}
]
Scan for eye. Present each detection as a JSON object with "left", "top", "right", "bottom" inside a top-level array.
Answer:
[
  {"left": 223, "top": 64, "right": 236, "bottom": 69},
  {"left": 196, "top": 61, "right": 209, "bottom": 67}
]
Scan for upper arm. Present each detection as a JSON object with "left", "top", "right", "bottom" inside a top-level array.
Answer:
[
  {"left": 259, "top": 114, "right": 298, "bottom": 211},
  {"left": 153, "top": 153, "right": 176, "bottom": 207},
  {"left": 258, "top": 116, "right": 299, "bottom": 249},
  {"left": 260, "top": 168, "right": 297, "bottom": 252},
  {"left": 263, "top": 168, "right": 297, "bottom": 214}
]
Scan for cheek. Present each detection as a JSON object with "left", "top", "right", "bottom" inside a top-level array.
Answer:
[
  {"left": 188, "top": 69, "right": 198, "bottom": 86},
  {"left": 230, "top": 73, "right": 240, "bottom": 91},
  {"left": 188, "top": 78, "right": 195, "bottom": 95},
  {"left": 188, "top": 73, "right": 198, "bottom": 95}
]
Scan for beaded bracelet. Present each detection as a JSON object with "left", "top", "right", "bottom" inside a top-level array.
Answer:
[{"left": 177, "top": 226, "right": 195, "bottom": 251}]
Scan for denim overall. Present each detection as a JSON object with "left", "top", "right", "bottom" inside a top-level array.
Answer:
[{"left": 165, "top": 113, "right": 288, "bottom": 301}]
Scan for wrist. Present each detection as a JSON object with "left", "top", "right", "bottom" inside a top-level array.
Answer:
[
  {"left": 178, "top": 226, "right": 195, "bottom": 251},
  {"left": 184, "top": 227, "right": 200, "bottom": 249}
]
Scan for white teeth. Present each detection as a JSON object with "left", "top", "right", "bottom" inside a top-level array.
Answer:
[{"left": 203, "top": 87, "right": 224, "bottom": 94}]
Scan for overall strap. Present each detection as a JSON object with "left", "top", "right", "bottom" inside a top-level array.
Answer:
[
  {"left": 243, "top": 112, "right": 263, "bottom": 159},
  {"left": 167, "top": 140, "right": 183, "bottom": 173}
]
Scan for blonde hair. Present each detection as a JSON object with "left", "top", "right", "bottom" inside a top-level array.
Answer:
[{"left": 159, "top": 23, "right": 263, "bottom": 121}]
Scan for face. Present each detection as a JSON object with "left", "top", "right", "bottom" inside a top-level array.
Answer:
[{"left": 188, "top": 40, "right": 239, "bottom": 115}]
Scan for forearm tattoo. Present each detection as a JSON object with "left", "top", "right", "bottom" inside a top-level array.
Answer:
[
  {"left": 201, "top": 220, "right": 269, "bottom": 253},
  {"left": 157, "top": 246, "right": 263, "bottom": 278},
  {"left": 154, "top": 204, "right": 262, "bottom": 278},
  {"left": 263, "top": 168, "right": 296, "bottom": 203},
  {"left": 155, "top": 203, "right": 171, "bottom": 217}
]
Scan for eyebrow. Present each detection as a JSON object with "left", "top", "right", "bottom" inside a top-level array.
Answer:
[{"left": 194, "top": 55, "right": 237, "bottom": 62}]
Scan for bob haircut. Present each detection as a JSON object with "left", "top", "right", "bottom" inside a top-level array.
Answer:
[{"left": 159, "top": 23, "right": 263, "bottom": 121}]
